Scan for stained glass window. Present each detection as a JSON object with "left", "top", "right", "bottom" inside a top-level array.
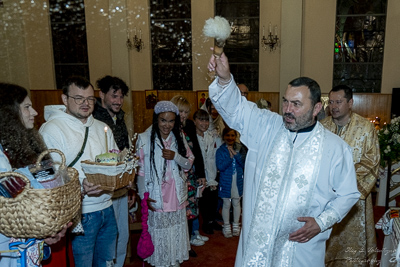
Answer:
[{"left": 333, "top": 0, "right": 387, "bottom": 92}]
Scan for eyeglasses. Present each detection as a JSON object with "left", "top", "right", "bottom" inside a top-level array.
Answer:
[{"left": 66, "top": 95, "right": 96, "bottom": 105}]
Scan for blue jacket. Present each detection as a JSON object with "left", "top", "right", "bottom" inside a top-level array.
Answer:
[{"left": 216, "top": 143, "right": 245, "bottom": 198}]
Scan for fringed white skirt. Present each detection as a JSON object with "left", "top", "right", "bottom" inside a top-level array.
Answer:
[{"left": 145, "top": 208, "right": 190, "bottom": 266}]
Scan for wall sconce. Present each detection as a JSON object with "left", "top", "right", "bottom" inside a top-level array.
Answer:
[
  {"left": 127, "top": 28, "right": 144, "bottom": 52},
  {"left": 261, "top": 23, "right": 279, "bottom": 52}
]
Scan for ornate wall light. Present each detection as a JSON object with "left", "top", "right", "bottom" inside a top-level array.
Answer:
[
  {"left": 261, "top": 23, "right": 279, "bottom": 52},
  {"left": 127, "top": 28, "right": 144, "bottom": 52}
]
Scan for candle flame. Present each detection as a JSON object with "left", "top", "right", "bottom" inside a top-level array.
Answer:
[{"left": 104, "top": 126, "right": 108, "bottom": 132}]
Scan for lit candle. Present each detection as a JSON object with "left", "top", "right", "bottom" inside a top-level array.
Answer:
[
  {"left": 139, "top": 29, "right": 142, "bottom": 39},
  {"left": 269, "top": 23, "right": 272, "bottom": 34},
  {"left": 104, "top": 127, "right": 108, "bottom": 153}
]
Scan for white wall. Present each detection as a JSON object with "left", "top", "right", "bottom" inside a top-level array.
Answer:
[
  {"left": 0, "top": 0, "right": 54, "bottom": 90},
  {"left": 302, "top": 0, "right": 336, "bottom": 93},
  {"left": 126, "top": 0, "right": 152, "bottom": 90},
  {"left": 381, "top": 0, "right": 400, "bottom": 94},
  {"left": 259, "top": 0, "right": 281, "bottom": 93},
  {"left": 192, "top": 0, "right": 214, "bottom": 91}
]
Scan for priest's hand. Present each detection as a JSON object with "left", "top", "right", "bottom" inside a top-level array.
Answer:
[
  {"left": 208, "top": 49, "right": 231, "bottom": 83},
  {"left": 288, "top": 217, "right": 321, "bottom": 243}
]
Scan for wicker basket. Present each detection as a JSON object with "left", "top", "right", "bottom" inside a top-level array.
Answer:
[
  {"left": 81, "top": 160, "right": 136, "bottom": 191},
  {"left": 0, "top": 149, "right": 81, "bottom": 239}
]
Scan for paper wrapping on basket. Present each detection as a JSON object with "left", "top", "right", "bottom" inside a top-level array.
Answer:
[{"left": 81, "top": 161, "right": 135, "bottom": 177}]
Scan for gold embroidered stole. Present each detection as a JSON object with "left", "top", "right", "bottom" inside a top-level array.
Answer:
[{"left": 243, "top": 123, "right": 325, "bottom": 266}]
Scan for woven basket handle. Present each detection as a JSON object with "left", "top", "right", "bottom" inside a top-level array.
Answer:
[
  {"left": 35, "top": 149, "right": 66, "bottom": 170},
  {"left": 0, "top": 171, "right": 30, "bottom": 185}
]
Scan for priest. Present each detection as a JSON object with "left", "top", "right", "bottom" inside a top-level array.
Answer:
[
  {"left": 321, "top": 85, "right": 380, "bottom": 266},
  {"left": 207, "top": 52, "right": 360, "bottom": 266}
]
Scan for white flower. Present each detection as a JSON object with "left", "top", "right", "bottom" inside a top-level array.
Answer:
[
  {"left": 384, "top": 130, "right": 390, "bottom": 135},
  {"left": 393, "top": 133, "right": 400, "bottom": 144},
  {"left": 384, "top": 149, "right": 388, "bottom": 154}
]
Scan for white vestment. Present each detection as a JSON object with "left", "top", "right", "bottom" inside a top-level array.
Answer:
[{"left": 209, "top": 77, "right": 360, "bottom": 267}]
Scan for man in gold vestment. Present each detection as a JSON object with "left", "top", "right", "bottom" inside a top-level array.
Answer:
[{"left": 321, "top": 85, "right": 380, "bottom": 266}]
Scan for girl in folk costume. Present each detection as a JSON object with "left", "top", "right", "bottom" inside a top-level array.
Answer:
[
  {"left": 0, "top": 83, "right": 71, "bottom": 267},
  {"left": 216, "top": 127, "right": 246, "bottom": 238},
  {"left": 136, "top": 101, "right": 194, "bottom": 267}
]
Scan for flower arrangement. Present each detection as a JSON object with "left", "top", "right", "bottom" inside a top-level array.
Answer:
[{"left": 378, "top": 117, "right": 400, "bottom": 167}]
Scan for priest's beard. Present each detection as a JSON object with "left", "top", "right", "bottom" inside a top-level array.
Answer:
[{"left": 283, "top": 107, "right": 314, "bottom": 131}]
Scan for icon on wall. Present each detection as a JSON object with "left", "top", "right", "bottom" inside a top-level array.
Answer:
[
  {"left": 197, "top": 91, "right": 208, "bottom": 109},
  {"left": 145, "top": 90, "right": 158, "bottom": 109}
]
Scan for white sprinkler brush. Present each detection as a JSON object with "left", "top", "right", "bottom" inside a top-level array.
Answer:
[{"left": 203, "top": 16, "right": 231, "bottom": 58}]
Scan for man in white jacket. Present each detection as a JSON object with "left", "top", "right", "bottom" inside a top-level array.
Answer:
[
  {"left": 40, "top": 76, "right": 119, "bottom": 267},
  {"left": 207, "top": 53, "right": 360, "bottom": 266}
]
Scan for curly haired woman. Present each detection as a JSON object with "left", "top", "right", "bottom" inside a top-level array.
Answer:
[{"left": 0, "top": 83, "right": 71, "bottom": 267}]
